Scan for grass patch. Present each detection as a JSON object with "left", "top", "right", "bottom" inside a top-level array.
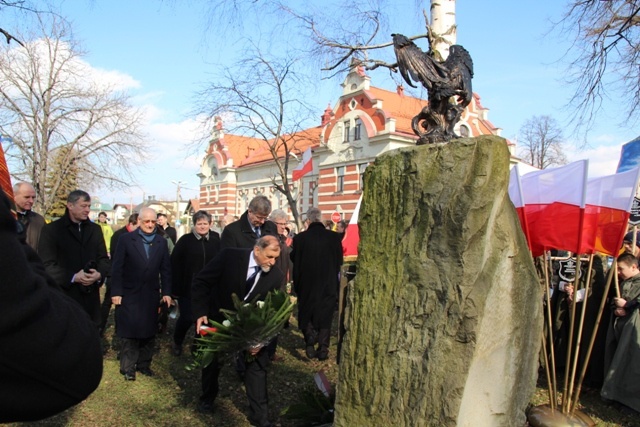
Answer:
[{"left": 3, "top": 309, "right": 637, "bottom": 426}]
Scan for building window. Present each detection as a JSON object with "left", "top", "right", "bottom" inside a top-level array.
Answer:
[
  {"left": 354, "top": 118, "right": 362, "bottom": 141},
  {"left": 336, "top": 166, "right": 345, "bottom": 192},
  {"left": 358, "top": 162, "right": 368, "bottom": 189},
  {"left": 459, "top": 124, "right": 470, "bottom": 138},
  {"left": 343, "top": 121, "right": 350, "bottom": 143}
]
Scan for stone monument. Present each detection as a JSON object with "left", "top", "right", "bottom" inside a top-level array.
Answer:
[{"left": 334, "top": 136, "right": 542, "bottom": 426}]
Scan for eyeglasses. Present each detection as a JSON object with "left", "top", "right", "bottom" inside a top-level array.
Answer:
[
  {"left": 275, "top": 222, "right": 288, "bottom": 226},
  {"left": 141, "top": 219, "right": 157, "bottom": 224},
  {"left": 250, "top": 211, "right": 269, "bottom": 221}
]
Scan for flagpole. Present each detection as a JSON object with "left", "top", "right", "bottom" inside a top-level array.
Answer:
[
  {"left": 561, "top": 163, "right": 589, "bottom": 413},
  {"left": 566, "top": 253, "right": 594, "bottom": 413},
  {"left": 561, "top": 253, "right": 581, "bottom": 413},
  {"left": 570, "top": 257, "right": 616, "bottom": 415},
  {"left": 540, "top": 327, "right": 556, "bottom": 411},
  {"left": 543, "top": 251, "right": 558, "bottom": 409}
]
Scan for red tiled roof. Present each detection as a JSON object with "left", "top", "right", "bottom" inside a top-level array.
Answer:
[
  {"left": 214, "top": 84, "right": 502, "bottom": 168},
  {"left": 366, "top": 86, "right": 428, "bottom": 135},
  {"left": 219, "top": 128, "right": 322, "bottom": 168}
]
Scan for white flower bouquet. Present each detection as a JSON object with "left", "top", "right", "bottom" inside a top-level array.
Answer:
[{"left": 193, "top": 289, "right": 294, "bottom": 367}]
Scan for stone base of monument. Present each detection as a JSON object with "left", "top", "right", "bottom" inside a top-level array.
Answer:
[
  {"left": 527, "top": 405, "right": 595, "bottom": 427},
  {"left": 333, "top": 136, "right": 543, "bottom": 426}
]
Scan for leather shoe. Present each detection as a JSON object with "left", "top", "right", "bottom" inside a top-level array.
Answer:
[
  {"left": 171, "top": 341, "right": 182, "bottom": 356},
  {"left": 137, "top": 367, "right": 154, "bottom": 377},
  {"left": 317, "top": 352, "right": 328, "bottom": 361},
  {"left": 123, "top": 372, "right": 136, "bottom": 381},
  {"left": 197, "top": 400, "right": 215, "bottom": 414},
  {"left": 305, "top": 346, "right": 317, "bottom": 359}
]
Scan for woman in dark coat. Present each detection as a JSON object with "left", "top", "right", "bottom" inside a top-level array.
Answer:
[
  {"left": 110, "top": 207, "right": 172, "bottom": 380},
  {"left": 170, "top": 210, "right": 221, "bottom": 355}
]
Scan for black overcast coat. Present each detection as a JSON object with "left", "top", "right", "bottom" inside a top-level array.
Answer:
[
  {"left": 220, "top": 210, "right": 278, "bottom": 249},
  {"left": 171, "top": 230, "right": 221, "bottom": 298},
  {"left": 38, "top": 211, "right": 110, "bottom": 325},
  {"left": 290, "top": 221, "right": 343, "bottom": 330},
  {"left": 192, "top": 247, "right": 284, "bottom": 323},
  {"left": 0, "top": 193, "right": 102, "bottom": 423},
  {"left": 110, "top": 230, "right": 172, "bottom": 339}
]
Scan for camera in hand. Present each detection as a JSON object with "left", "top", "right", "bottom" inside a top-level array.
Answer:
[{"left": 83, "top": 260, "right": 97, "bottom": 273}]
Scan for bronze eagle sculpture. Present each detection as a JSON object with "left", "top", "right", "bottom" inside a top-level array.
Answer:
[{"left": 392, "top": 33, "right": 473, "bottom": 144}]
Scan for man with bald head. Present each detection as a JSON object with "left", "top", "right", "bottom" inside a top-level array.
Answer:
[
  {"left": 110, "top": 207, "right": 172, "bottom": 380},
  {"left": 192, "top": 235, "right": 283, "bottom": 426},
  {"left": 13, "top": 182, "right": 45, "bottom": 251}
]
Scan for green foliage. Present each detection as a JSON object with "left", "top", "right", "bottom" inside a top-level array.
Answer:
[{"left": 192, "top": 290, "right": 295, "bottom": 369}]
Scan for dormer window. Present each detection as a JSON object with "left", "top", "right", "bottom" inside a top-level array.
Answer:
[
  {"left": 343, "top": 121, "right": 350, "bottom": 143},
  {"left": 354, "top": 118, "right": 362, "bottom": 141}
]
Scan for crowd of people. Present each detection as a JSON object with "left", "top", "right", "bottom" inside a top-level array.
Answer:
[
  {"left": 11, "top": 180, "right": 637, "bottom": 424},
  {"left": 6, "top": 185, "right": 345, "bottom": 427},
  {"left": 546, "top": 231, "right": 640, "bottom": 417}
]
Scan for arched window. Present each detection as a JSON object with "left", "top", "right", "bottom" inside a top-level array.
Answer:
[
  {"left": 354, "top": 118, "right": 362, "bottom": 141},
  {"left": 343, "top": 121, "right": 350, "bottom": 143}
]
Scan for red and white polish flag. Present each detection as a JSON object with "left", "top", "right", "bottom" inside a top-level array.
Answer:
[
  {"left": 509, "top": 160, "right": 589, "bottom": 256},
  {"left": 582, "top": 167, "right": 640, "bottom": 256},
  {"left": 342, "top": 196, "right": 361, "bottom": 257},
  {"left": 292, "top": 147, "right": 313, "bottom": 181}
]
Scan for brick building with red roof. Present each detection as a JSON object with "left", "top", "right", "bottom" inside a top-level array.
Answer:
[{"left": 196, "top": 66, "right": 514, "bottom": 226}]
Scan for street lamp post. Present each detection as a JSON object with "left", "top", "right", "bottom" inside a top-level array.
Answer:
[{"left": 171, "top": 180, "right": 187, "bottom": 225}]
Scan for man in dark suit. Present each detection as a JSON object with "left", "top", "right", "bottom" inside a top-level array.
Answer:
[
  {"left": 290, "top": 207, "right": 343, "bottom": 361},
  {"left": 157, "top": 212, "right": 177, "bottom": 244},
  {"left": 99, "top": 212, "right": 139, "bottom": 336},
  {"left": 38, "top": 190, "right": 110, "bottom": 327},
  {"left": 221, "top": 195, "right": 277, "bottom": 249},
  {"left": 192, "top": 235, "right": 284, "bottom": 427},
  {"left": 220, "top": 195, "right": 278, "bottom": 376},
  {"left": 110, "top": 207, "right": 172, "bottom": 380},
  {"left": 0, "top": 190, "right": 103, "bottom": 423}
]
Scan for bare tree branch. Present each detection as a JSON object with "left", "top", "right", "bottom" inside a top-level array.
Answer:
[
  {"left": 193, "top": 43, "right": 317, "bottom": 228},
  {"left": 0, "top": 15, "right": 147, "bottom": 213},
  {"left": 517, "top": 115, "right": 567, "bottom": 169},
  {"left": 556, "top": 0, "right": 640, "bottom": 137}
]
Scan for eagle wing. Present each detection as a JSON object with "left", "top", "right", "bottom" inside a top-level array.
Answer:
[
  {"left": 443, "top": 45, "right": 474, "bottom": 106},
  {"left": 392, "top": 33, "right": 447, "bottom": 90}
]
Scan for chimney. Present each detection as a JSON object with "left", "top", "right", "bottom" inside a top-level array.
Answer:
[{"left": 321, "top": 104, "right": 334, "bottom": 126}]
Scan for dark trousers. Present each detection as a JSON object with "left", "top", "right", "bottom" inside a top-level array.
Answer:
[
  {"left": 304, "top": 324, "right": 330, "bottom": 357},
  {"left": 173, "top": 296, "right": 194, "bottom": 346},
  {"left": 201, "top": 351, "right": 270, "bottom": 425},
  {"left": 120, "top": 337, "right": 154, "bottom": 374}
]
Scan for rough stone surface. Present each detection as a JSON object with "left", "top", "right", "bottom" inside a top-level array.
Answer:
[{"left": 333, "top": 136, "right": 542, "bottom": 427}]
